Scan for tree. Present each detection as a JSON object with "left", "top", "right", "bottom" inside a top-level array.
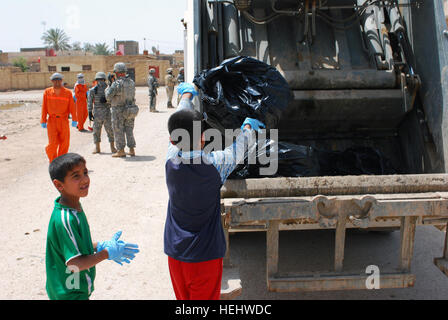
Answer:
[
  {"left": 41, "top": 28, "right": 71, "bottom": 51},
  {"left": 71, "top": 42, "right": 82, "bottom": 51},
  {"left": 83, "top": 43, "right": 94, "bottom": 53},
  {"left": 93, "top": 43, "right": 112, "bottom": 56},
  {"left": 12, "top": 57, "right": 29, "bottom": 72}
]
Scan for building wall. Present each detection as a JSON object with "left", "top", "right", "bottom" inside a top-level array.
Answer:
[
  {"left": 40, "top": 56, "right": 106, "bottom": 73},
  {"left": 173, "top": 52, "right": 184, "bottom": 67},
  {"left": 445, "top": 0, "right": 448, "bottom": 26},
  {"left": 0, "top": 67, "right": 18, "bottom": 91},
  {"left": 0, "top": 69, "right": 97, "bottom": 91},
  {"left": 0, "top": 54, "right": 180, "bottom": 91},
  {"left": 116, "top": 41, "right": 139, "bottom": 55},
  {"left": 0, "top": 53, "right": 9, "bottom": 65},
  {"left": 105, "top": 56, "right": 171, "bottom": 86},
  {"left": 7, "top": 51, "right": 46, "bottom": 64}
]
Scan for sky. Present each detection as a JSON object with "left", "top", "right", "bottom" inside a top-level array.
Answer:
[{"left": 0, "top": 0, "right": 187, "bottom": 54}]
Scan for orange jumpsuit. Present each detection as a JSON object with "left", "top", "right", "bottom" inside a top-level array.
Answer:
[
  {"left": 74, "top": 83, "right": 89, "bottom": 131},
  {"left": 41, "top": 87, "right": 77, "bottom": 162}
]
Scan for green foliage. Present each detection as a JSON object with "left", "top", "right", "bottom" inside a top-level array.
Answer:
[
  {"left": 83, "top": 43, "right": 95, "bottom": 53},
  {"left": 12, "top": 57, "right": 29, "bottom": 72},
  {"left": 71, "top": 42, "right": 82, "bottom": 51},
  {"left": 41, "top": 28, "right": 71, "bottom": 51},
  {"left": 93, "top": 43, "right": 112, "bottom": 56}
]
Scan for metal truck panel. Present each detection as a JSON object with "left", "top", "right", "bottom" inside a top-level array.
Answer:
[{"left": 222, "top": 174, "right": 448, "bottom": 198}]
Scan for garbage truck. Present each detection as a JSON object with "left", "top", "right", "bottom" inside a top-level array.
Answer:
[{"left": 183, "top": 0, "right": 448, "bottom": 297}]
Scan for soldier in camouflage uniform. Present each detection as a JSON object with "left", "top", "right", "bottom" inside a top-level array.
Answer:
[
  {"left": 88, "top": 72, "right": 117, "bottom": 154},
  {"left": 165, "top": 68, "right": 176, "bottom": 108},
  {"left": 88, "top": 72, "right": 117, "bottom": 155},
  {"left": 147, "top": 68, "right": 159, "bottom": 112},
  {"left": 106, "top": 62, "right": 137, "bottom": 158},
  {"left": 176, "top": 67, "right": 185, "bottom": 105}
]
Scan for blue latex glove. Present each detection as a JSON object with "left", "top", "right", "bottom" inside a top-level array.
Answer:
[
  {"left": 41, "top": 123, "right": 47, "bottom": 129},
  {"left": 241, "top": 118, "right": 265, "bottom": 133},
  {"left": 97, "top": 231, "right": 140, "bottom": 265},
  {"left": 177, "top": 83, "right": 198, "bottom": 99},
  {"left": 71, "top": 121, "right": 78, "bottom": 128}
]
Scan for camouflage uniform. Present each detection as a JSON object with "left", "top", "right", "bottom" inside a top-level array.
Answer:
[
  {"left": 147, "top": 74, "right": 159, "bottom": 112},
  {"left": 177, "top": 71, "right": 185, "bottom": 84},
  {"left": 106, "top": 75, "right": 136, "bottom": 152},
  {"left": 176, "top": 69, "right": 185, "bottom": 105},
  {"left": 165, "top": 70, "right": 176, "bottom": 108},
  {"left": 88, "top": 81, "right": 115, "bottom": 145}
]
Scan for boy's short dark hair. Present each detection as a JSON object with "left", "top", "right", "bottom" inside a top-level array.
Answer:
[
  {"left": 49, "top": 153, "right": 86, "bottom": 182},
  {"left": 168, "top": 109, "right": 205, "bottom": 151}
]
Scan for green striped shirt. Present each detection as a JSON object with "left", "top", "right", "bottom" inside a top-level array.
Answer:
[{"left": 45, "top": 197, "right": 96, "bottom": 300}]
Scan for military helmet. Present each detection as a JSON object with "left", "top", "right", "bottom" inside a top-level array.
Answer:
[
  {"left": 149, "top": 68, "right": 156, "bottom": 74},
  {"left": 113, "top": 62, "right": 127, "bottom": 73},
  {"left": 167, "top": 68, "right": 173, "bottom": 74},
  {"left": 179, "top": 67, "right": 184, "bottom": 73},
  {"left": 77, "top": 73, "right": 85, "bottom": 79},
  {"left": 95, "top": 72, "right": 107, "bottom": 80}
]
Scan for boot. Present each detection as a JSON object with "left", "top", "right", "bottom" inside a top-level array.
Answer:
[
  {"left": 112, "top": 149, "right": 126, "bottom": 158},
  {"left": 127, "top": 148, "right": 136, "bottom": 157},
  {"left": 110, "top": 142, "right": 117, "bottom": 154},
  {"left": 92, "top": 142, "right": 100, "bottom": 154}
]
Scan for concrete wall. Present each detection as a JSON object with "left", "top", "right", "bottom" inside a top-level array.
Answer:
[
  {"left": 0, "top": 54, "right": 181, "bottom": 91},
  {"left": 0, "top": 67, "right": 19, "bottom": 91},
  {"left": 7, "top": 52, "right": 45, "bottom": 64},
  {"left": 0, "top": 69, "right": 97, "bottom": 91},
  {"left": 0, "top": 53, "right": 8, "bottom": 65}
]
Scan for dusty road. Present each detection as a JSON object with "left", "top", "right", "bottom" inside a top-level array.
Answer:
[{"left": 1, "top": 87, "right": 448, "bottom": 300}]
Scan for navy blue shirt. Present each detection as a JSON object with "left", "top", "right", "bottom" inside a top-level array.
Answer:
[{"left": 164, "top": 98, "right": 254, "bottom": 263}]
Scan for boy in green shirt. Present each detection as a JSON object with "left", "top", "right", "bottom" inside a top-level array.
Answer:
[{"left": 46, "top": 153, "right": 140, "bottom": 300}]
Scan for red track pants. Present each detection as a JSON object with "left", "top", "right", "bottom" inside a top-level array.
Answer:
[{"left": 168, "top": 256, "right": 223, "bottom": 300}]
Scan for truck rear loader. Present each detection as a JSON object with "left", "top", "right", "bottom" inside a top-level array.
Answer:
[{"left": 183, "top": 0, "right": 448, "bottom": 297}]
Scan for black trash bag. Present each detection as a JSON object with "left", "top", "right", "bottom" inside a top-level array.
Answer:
[
  {"left": 227, "top": 137, "right": 277, "bottom": 180},
  {"left": 228, "top": 141, "right": 320, "bottom": 179},
  {"left": 276, "top": 142, "right": 321, "bottom": 177},
  {"left": 193, "top": 56, "right": 292, "bottom": 132},
  {"left": 228, "top": 142, "right": 398, "bottom": 179},
  {"left": 316, "top": 146, "right": 397, "bottom": 176}
]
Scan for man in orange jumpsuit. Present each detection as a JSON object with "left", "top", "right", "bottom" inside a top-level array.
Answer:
[
  {"left": 74, "top": 73, "right": 89, "bottom": 131},
  {"left": 41, "top": 73, "right": 78, "bottom": 162}
]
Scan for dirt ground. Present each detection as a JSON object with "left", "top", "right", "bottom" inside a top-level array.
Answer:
[
  {"left": 2, "top": 87, "right": 448, "bottom": 300},
  {"left": 0, "top": 87, "right": 176, "bottom": 299}
]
